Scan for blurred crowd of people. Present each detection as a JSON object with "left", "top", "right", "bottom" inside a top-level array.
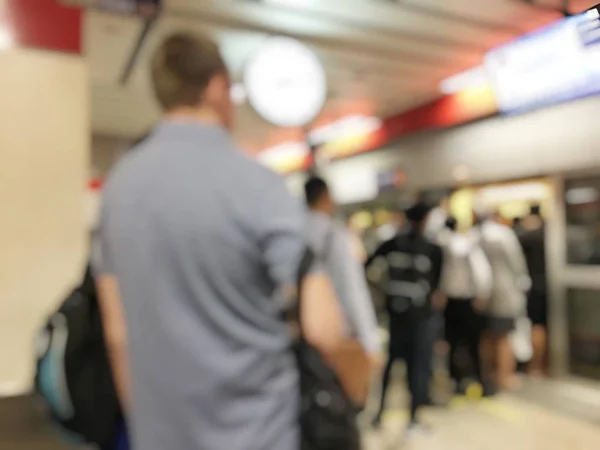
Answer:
[
  {"left": 36, "top": 31, "right": 552, "bottom": 450},
  {"left": 363, "top": 200, "right": 549, "bottom": 427}
]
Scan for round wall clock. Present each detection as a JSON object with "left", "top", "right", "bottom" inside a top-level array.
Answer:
[{"left": 244, "top": 37, "right": 327, "bottom": 128}]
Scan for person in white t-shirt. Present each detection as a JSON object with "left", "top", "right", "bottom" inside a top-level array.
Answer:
[
  {"left": 439, "top": 216, "right": 492, "bottom": 391},
  {"left": 476, "top": 213, "right": 530, "bottom": 391}
]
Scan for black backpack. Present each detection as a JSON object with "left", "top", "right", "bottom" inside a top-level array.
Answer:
[
  {"left": 294, "top": 249, "right": 361, "bottom": 450},
  {"left": 34, "top": 266, "right": 122, "bottom": 448}
]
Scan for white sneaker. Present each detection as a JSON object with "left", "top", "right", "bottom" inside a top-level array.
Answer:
[{"left": 404, "top": 422, "right": 433, "bottom": 439}]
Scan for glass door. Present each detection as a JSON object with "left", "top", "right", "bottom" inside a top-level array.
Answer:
[{"left": 562, "top": 175, "right": 600, "bottom": 379}]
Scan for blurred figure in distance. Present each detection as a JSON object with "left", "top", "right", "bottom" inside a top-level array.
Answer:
[
  {"left": 512, "top": 216, "right": 523, "bottom": 233},
  {"left": 438, "top": 216, "right": 492, "bottom": 393},
  {"left": 366, "top": 202, "right": 444, "bottom": 436},
  {"left": 424, "top": 196, "right": 449, "bottom": 242},
  {"left": 476, "top": 210, "right": 530, "bottom": 391},
  {"left": 94, "top": 33, "right": 344, "bottom": 450},
  {"left": 519, "top": 204, "right": 548, "bottom": 377},
  {"left": 304, "top": 177, "right": 380, "bottom": 373}
]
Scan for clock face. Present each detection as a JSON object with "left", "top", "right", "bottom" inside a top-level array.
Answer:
[{"left": 244, "top": 37, "right": 327, "bottom": 128}]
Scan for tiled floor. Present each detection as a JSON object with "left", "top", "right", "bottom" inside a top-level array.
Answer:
[
  {"left": 0, "top": 396, "right": 71, "bottom": 449},
  {"left": 3, "top": 382, "right": 600, "bottom": 449},
  {"left": 362, "top": 395, "right": 600, "bottom": 450}
]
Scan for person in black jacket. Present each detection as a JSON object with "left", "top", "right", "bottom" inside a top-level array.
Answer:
[
  {"left": 366, "top": 202, "right": 444, "bottom": 435},
  {"left": 518, "top": 204, "right": 548, "bottom": 377}
]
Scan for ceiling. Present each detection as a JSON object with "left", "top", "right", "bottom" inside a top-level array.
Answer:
[{"left": 86, "top": 0, "right": 599, "bottom": 152}]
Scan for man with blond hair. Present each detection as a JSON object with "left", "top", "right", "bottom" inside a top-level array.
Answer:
[{"left": 94, "top": 34, "right": 343, "bottom": 450}]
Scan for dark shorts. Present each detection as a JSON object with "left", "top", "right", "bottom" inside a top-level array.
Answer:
[
  {"left": 527, "top": 292, "right": 548, "bottom": 326},
  {"left": 444, "top": 298, "right": 484, "bottom": 341},
  {"left": 486, "top": 316, "right": 515, "bottom": 334}
]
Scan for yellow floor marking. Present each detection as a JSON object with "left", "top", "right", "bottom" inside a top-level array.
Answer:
[
  {"left": 478, "top": 398, "right": 522, "bottom": 423},
  {"left": 449, "top": 396, "right": 469, "bottom": 410},
  {"left": 378, "top": 394, "right": 522, "bottom": 428},
  {"left": 382, "top": 409, "right": 409, "bottom": 422},
  {"left": 449, "top": 395, "right": 522, "bottom": 422}
]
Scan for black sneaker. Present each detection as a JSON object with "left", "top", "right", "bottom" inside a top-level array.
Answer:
[
  {"left": 371, "top": 414, "right": 382, "bottom": 429},
  {"left": 482, "top": 380, "right": 498, "bottom": 397}
]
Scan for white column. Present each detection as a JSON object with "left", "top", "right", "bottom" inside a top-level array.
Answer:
[{"left": 0, "top": 48, "right": 88, "bottom": 395}]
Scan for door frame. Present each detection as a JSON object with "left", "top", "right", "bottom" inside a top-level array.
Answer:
[{"left": 549, "top": 172, "right": 600, "bottom": 378}]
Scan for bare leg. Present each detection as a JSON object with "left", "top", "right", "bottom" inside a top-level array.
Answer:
[
  {"left": 496, "top": 334, "right": 518, "bottom": 390},
  {"left": 528, "top": 325, "right": 547, "bottom": 377},
  {"left": 480, "top": 332, "right": 495, "bottom": 386}
]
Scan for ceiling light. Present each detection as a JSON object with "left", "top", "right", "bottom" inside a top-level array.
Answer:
[
  {"left": 257, "top": 141, "right": 309, "bottom": 167},
  {"left": 331, "top": 169, "right": 379, "bottom": 205},
  {"left": 566, "top": 187, "right": 599, "bottom": 205},
  {"left": 440, "top": 66, "right": 488, "bottom": 95},
  {"left": 0, "top": 28, "right": 14, "bottom": 49},
  {"left": 479, "top": 182, "right": 548, "bottom": 203},
  {"left": 309, "top": 115, "right": 382, "bottom": 146}
]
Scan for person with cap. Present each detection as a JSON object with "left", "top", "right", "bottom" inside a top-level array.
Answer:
[{"left": 366, "top": 202, "right": 444, "bottom": 435}]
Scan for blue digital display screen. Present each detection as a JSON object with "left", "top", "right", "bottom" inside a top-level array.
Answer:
[{"left": 485, "top": 4, "right": 600, "bottom": 114}]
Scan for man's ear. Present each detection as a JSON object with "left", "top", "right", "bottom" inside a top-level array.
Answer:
[{"left": 204, "top": 74, "right": 229, "bottom": 106}]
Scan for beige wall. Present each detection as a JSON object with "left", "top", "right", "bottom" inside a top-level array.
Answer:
[
  {"left": 94, "top": 96, "right": 600, "bottom": 200},
  {"left": 91, "top": 135, "right": 131, "bottom": 179},
  {"left": 321, "top": 96, "right": 600, "bottom": 199},
  {"left": 0, "top": 50, "right": 88, "bottom": 395}
]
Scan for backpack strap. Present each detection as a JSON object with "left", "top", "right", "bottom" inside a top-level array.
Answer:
[{"left": 78, "top": 264, "right": 96, "bottom": 298}]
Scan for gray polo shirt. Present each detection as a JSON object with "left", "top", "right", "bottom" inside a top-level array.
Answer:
[
  {"left": 94, "top": 121, "right": 306, "bottom": 450},
  {"left": 305, "top": 212, "right": 379, "bottom": 354}
]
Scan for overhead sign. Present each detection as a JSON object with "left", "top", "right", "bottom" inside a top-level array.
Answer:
[{"left": 485, "top": 6, "right": 600, "bottom": 114}]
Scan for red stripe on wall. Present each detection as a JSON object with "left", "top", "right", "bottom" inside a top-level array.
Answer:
[
  {"left": 319, "top": 85, "right": 497, "bottom": 162},
  {"left": 3, "top": 0, "right": 82, "bottom": 54}
]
